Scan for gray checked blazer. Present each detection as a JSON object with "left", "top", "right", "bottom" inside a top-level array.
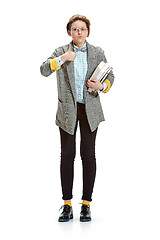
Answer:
[{"left": 40, "top": 41, "right": 114, "bottom": 135}]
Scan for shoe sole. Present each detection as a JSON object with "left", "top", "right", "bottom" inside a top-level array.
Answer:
[
  {"left": 80, "top": 218, "right": 91, "bottom": 222},
  {"left": 58, "top": 214, "right": 73, "bottom": 222}
]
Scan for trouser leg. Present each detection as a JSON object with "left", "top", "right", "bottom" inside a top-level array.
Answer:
[
  {"left": 78, "top": 103, "right": 98, "bottom": 202},
  {"left": 59, "top": 122, "right": 78, "bottom": 200}
]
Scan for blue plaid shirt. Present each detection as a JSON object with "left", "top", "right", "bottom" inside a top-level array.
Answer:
[
  {"left": 56, "top": 42, "right": 107, "bottom": 103},
  {"left": 73, "top": 42, "right": 87, "bottom": 103}
]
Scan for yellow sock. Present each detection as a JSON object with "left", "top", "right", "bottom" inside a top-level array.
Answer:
[
  {"left": 64, "top": 201, "right": 72, "bottom": 207},
  {"left": 82, "top": 200, "right": 90, "bottom": 208}
]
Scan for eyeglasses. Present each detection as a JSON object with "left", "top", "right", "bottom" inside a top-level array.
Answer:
[{"left": 71, "top": 27, "right": 88, "bottom": 33}]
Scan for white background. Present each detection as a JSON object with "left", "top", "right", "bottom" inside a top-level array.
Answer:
[{"left": 0, "top": 0, "right": 160, "bottom": 239}]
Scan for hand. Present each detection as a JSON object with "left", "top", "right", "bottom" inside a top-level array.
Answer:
[
  {"left": 86, "top": 79, "right": 104, "bottom": 91},
  {"left": 61, "top": 44, "right": 77, "bottom": 62}
]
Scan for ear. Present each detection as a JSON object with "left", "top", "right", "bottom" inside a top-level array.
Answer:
[{"left": 68, "top": 30, "right": 71, "bottom": 36}]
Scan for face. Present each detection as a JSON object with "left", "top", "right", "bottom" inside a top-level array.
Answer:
[{"left": 68, "top": 20, "right": 88, "bottom": 47}]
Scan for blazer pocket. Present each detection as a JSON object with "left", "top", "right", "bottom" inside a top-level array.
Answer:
[{"left": 56, "top": 99, "right": 68, "bottom": 123}]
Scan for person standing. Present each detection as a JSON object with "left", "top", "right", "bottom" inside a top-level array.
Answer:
[{"left": 40, "top": 14, "right": 114, "bottom": 222}]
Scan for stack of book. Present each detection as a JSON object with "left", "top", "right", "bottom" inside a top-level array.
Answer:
[{"left": 88, "top": 61, "right": 113, "bottom": 93}]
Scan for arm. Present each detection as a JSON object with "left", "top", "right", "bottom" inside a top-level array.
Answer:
[
  {"left": 86, "top": 48, "right": 115, "bottom": 93},
  {"left": 40, "top": 44, "right": 76, "bottom": 77},
  {"left": 102, "top": 70, "right": 114, "bottom": 93},
  {"left": 102, "top": 51, "right": 115, "bottom": 93},
  {"left": 86, "top": 71, "right": 114, "bottom": 94},
  {"left": 40, "top": 50, "right": 58, "bottom": 77}
]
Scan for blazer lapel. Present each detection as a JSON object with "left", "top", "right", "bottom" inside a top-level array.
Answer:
[
  {"left": 85, "top": 41, "right": 93, "bottom": 82},
  {"left": 65, "top": 41, "right": 76, "bottom": 101},
  {"left": 84, "top": 41, "right": 98, "bottom": 99}
]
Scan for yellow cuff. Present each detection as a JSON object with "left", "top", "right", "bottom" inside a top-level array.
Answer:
[
  {"left": 50, "top": 58, "right": 61, "bottom": 71},
  {"left": 103, "top": 79, "right": 111, "bottom": 93}
]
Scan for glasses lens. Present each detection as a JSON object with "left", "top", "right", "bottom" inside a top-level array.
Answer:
[{"left": 71, "top": 27, "right": 87, "bottom": 32}]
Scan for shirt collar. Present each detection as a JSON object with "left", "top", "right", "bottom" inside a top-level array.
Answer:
[{"left": 73, "top": 41, "right": 87, "bottom": 51}]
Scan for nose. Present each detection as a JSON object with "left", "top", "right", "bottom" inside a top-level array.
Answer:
[{"left": 77, "top": 29, "right": 82, "bottom": 34}]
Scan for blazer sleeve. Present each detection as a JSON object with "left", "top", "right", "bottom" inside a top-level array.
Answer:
[
  {"left": 102, "top": 52, "right": 115, "bottom": 93},
  {"left": 40, "top": 48, "right": 60, "bottom": 77}
]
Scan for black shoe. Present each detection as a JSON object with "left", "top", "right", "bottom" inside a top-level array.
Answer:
[
  {"left": 58, "top": 205, "right": 73, "bottom": 222},
  {"left": 80, "top": 204, "right": 91, "bottom": 222}
]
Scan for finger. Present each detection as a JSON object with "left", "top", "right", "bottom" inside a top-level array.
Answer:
[
  {"left": 71, "top": 54, "right": 76, "bottom": 61},
  {"left": 68, "top": 44, "right": 71, "bottom": 52},
  {"left": 87, "top": 82, "right": 93, "bottom": 87},
  {"left": 70, "top": 54, "right": 77, "bottom": 61}
]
